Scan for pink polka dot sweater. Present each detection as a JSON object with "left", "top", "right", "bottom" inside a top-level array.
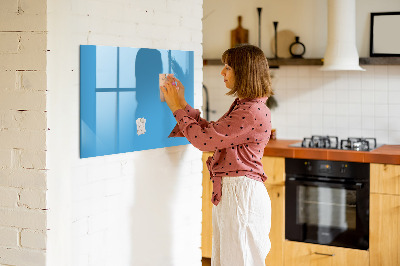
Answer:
[{"left": 169, "top": 97, "right": 272, "bottom": 206}]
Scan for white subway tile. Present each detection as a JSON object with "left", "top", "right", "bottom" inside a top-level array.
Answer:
[
  {"left": 388, "top": 131, "right": 400, "bottom": 143},
  {"left": 362, "top": 116, "right": 375, "bottom": 130},
  {"left": 388, "top": 104, "right": 400, "bottom": 117},
  {"left": 361, "top": 90, "right": 375, "bottom": 104},
  {"left": 375, "top": 104, "right": 389, "bottom": 117},
  {"left": 388, "top": 91, "right": 400, "bottom": 104},
  {"left": 374, "top": 90, "right": 388, "bottom": 104},
  {"left": 388, "top": 117, "right": 400, "bottom": 131},
  {"left": 374, "top": 65, "right": 388, "bottom": 77},
  {"left": 374, "top": 130, "right": 389, "bottom": 144}
]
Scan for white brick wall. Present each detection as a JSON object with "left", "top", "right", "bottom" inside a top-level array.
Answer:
[
  {"left": 0, "top": 0, "right": 48, "bottom": 265},
  {"left": 46, "top": 1, "right": 203, "bottom": 266}
]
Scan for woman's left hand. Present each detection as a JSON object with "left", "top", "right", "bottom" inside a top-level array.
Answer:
[{"left": 161, "top": 79, "right": 184, "bottom": 113}]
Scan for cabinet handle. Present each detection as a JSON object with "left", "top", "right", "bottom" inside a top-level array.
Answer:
[{"left": 314, "top": 252, "right": 335, "bottom": 257}]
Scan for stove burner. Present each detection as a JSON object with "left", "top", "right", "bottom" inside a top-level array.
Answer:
[
  {"left": 295, "top": 136, "right": 378, "bottom": 151},
  {"left": 301, "top": 135, "right": 339, "bottom": 149},
  {"left": 340, "top": 137, "right": 377, "bottom": 151}
]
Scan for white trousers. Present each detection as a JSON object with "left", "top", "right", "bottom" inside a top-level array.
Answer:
[{"left": 212, "top": 176, "right": 271, "bottom": 266}]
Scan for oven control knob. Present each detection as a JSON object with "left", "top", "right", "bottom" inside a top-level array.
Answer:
[
  {"left": 340, "top": 164, "right": 347, "bottom": 174},
  {"left": 304, "top": 161, "right": 312, "bottom": 171}
]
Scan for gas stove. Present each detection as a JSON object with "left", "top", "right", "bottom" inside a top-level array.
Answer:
[{"left": 289, "top": 135, "right": 381, "bottom": 151}]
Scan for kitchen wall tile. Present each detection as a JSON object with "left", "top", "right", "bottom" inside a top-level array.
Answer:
[
  {"left": 311, "top": 86, "right": 323, "bottom": 101},
  {"left": 361, "top": 104, "right": 375, "bottom": 117},
  {"left": 375, "top": 104, "right": 389, "bottom": 117},
  {"left": 388, "top": 117, "right": 400, "bottom": 131},
  {"left": 311, "top": 102, "right": 324, "bottom": 113},
  {"left": 323, "top": 103, "right": 336, "bottom": 115},
  {"left": 322, "top": 70, "right": 335, "bottom": 78},
  {"left": 388, "top": 91, "right": 400, "bottom": 104},
  {"left": 335, "top": 72, "right": 349, "bottom": 90},
  {"left": 374, "top": 77, "right": 388, "bottom": 91},
  {"left": 388, "top": 104, "right": 400, "bottom": 117},
  {"left": 374, "top": 65, "right": 388, "bottom": 77},
  {"left": 285, "top": 66, "right": 298, "bottom": 77},
  {"left": 388, "top": 131, "right": 400, "bottom": 143},
  {"left": 348, "top": 90, "right": 362, "bottom": 103},
  {"left": 349, "top": 128, "right": 363, "bottom": 137},
  {"left": 311, "top": 114, "right": 324, "bottom": 128},
  {"left": 374, "top": 130, "right": 389, "bottom": 144},
  {"left": 323, "top": 115, "right": 336, "bottom": 129},
  {"left": 310, "top": 66, "right": 324, "bottom": 77},
  {"left": 348, "top": 71, "right": 362, "bottom": 90},
  {"left": 349, "top": 116, "right": 362, "bottom": 129},
  {"left": 348, "top": 103, "right": 362, "bottom": 116},
  {"left": 361, "top": 90, "right": 375, "bottom": 103},
  {"left": 374, "top": 90, "right": 388, "bottom": 104},
  {"left": 286, "top": 77, "right": 299, "bottom": 89},
  {"left": 388, "top": 74, "right": 400, "bottom": 91},
  {"left": 204, "top": 65, "right": 400, "bottom": 144},
  {"left": 361, "top": 74, "right": 374, "bottom": 91},
  {"left": 336, "top": 90, "right": 349, "bottom": 103},
  {"left": 362, "top": 128, "right": 375, "bottom": 138},
  {"left": 298, "top": 77, "right": 311, "bottom": 89},
  {"left": 336, "top": 115, "right": 349, "bottom": 129},
  {"left": 387, "top": 65, "right": 400, "bottom": 76},
  {"left": 310, "top": 77, "right": 324, "bottom": 90},
  {"left": 336, "top": 103, "right": 349, "bottom": 116},
  {"left": 323, "top": 86, "right": 336, "bottom": 103},
  {"left": 336, "top": 128, "right": 349, "bottom": 140},
  {"left": 298, "top": 67, "right": 311, "bottom": 78},
  {"left": 375, "top": 117, "right": 389, "bottom": 129},
  {"left": 362, "top": 116, "right": 375, "bottom": 130}
]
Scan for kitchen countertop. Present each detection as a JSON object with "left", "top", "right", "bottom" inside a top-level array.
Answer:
[{"left": 263, "top": 139, "right": 400, "bottom": 165}]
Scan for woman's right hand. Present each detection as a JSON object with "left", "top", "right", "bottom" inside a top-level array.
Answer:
[{"left": 168, "top": 76, "right": 187, "bottom": 108}]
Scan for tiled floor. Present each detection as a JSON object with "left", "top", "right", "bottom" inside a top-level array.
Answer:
[{"left": 202, "top": 257, "right": 211, "bottom": 266}]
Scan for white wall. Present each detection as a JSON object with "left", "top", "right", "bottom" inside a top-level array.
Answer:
[
  {"left": 0, "top": 0, "right": 48, "bottom": 265},
  {"left": 203, "top": 0, "right": 400, "bottom": 58},
  {"left": 46, "top": 0, "right": 203, "bottom": 266},
  {"left": 203, "top": 0, "right": 400, "bottom": 145}
]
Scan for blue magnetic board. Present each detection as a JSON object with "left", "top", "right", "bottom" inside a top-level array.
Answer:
[{"left": 80, "top": 45, "right": 194, "bottom": 158}]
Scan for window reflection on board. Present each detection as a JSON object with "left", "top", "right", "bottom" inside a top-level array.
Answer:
[{"left": 80, "top": 45, "right": 194, "bottom": 158}]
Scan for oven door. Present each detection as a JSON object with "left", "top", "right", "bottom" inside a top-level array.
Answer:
[{"left": 285, "top": 177, "right": 369, "bottom": 250}]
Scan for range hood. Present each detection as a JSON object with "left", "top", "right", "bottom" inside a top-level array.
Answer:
[{"left": 320, "top": 0, "right": 365, "bottom": 71}]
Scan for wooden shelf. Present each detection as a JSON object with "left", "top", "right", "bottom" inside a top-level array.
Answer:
[
  {"left": 359, "top": 57, "right": 400, "bottom": 65},
  {"left": 203, "top": 57, "right": 400, "bottom": 67}
]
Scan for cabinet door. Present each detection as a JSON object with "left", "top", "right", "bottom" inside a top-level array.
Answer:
[
  {"left": 262, "top": 156, "right": 285, "bottom": 185},
  {"left": 264, "top": 184, "right": 284, "bottom": 266},
  {"left": 370, "top": 193, "right": 400, "bottom": 266},
  {"left": 201, "top": 152, "right": 213, "bottom": 258},
  {"left": 284, "top": 241, "right": 369, "bottom": 266},
  {"left": 370, "top": 163, "right": 400, "bottom": 195}
]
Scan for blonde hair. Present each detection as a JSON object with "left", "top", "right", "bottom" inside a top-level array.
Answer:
[{"left": 221, "top": 44, "right": 273, "bottom": 99}]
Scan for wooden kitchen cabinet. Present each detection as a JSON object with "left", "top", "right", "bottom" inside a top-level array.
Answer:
[
  {"left": 201, "top": 154, "right": 286, "bottom": 266},
  {"left": 370, "top": 163, "right": 400, "bottom": 195},
  {"left": 201, "top": 152, "right": 213, "bottom": 258},
  {"left": 370, "top": 163, "right": 400, "bottom": 266},
  {"left": 262, "top": 156, "right": 285, "bottom": 266},
  {"left": 284, "top": 241, "right": 369, "bottom": 266}
]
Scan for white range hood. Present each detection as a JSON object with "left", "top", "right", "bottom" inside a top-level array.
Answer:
[{"left": 320, "top": 0, "right": 365, "bottom": 71}]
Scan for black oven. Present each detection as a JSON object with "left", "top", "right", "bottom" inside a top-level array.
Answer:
[{"left": 285, "top": 158, "right": 369, "bottom": 250}]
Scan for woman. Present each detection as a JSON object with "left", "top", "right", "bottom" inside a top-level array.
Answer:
[{"left": 161, "top": 44, "right": 273, "bottom": 266}]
